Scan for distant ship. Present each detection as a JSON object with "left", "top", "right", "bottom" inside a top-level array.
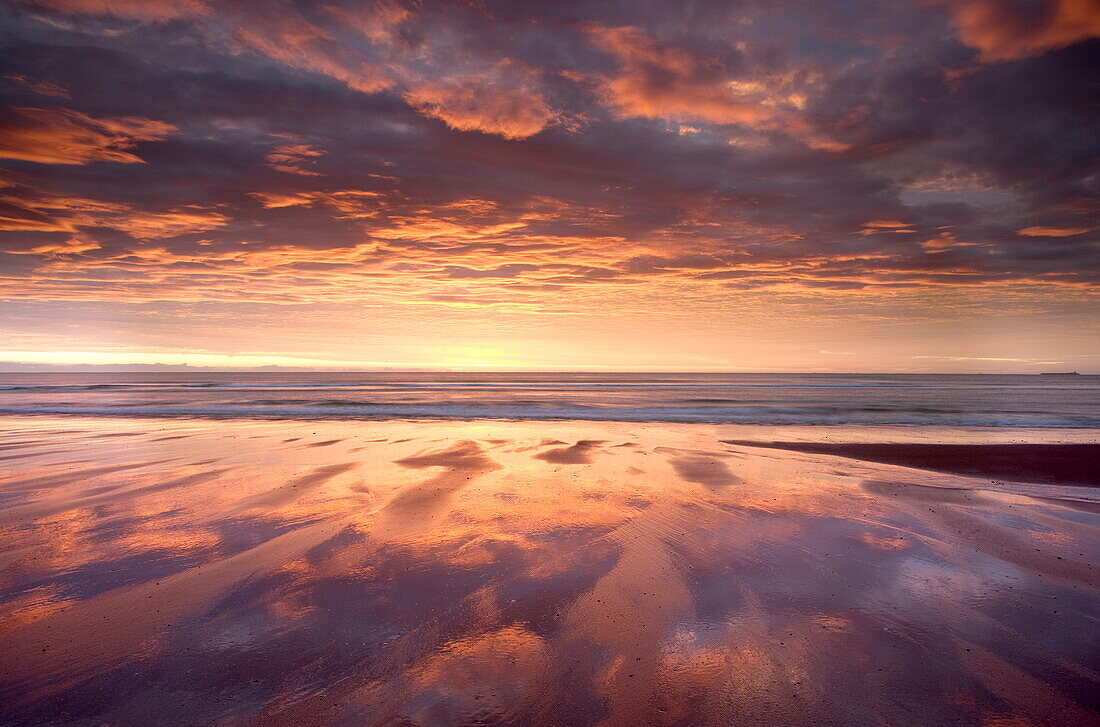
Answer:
[{"left": 1039, "top": 371, "right": 1080, "bottom": 376}]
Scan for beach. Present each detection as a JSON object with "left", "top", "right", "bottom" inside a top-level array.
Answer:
[
  {"left": 1, "top": 414, "right": 1098, "bottom": 726},
  {"left": 6, "top": 0, "right": 1097, "bottom": 720}
]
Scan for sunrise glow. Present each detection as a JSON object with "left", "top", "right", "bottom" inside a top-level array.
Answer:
[{"left": 1, "top": 0, "right": 1096, "bottom": 372}]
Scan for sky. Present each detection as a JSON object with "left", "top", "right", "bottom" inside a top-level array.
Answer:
[{"left": 0, "top": 0, "right": 1098, "bottom": 372}]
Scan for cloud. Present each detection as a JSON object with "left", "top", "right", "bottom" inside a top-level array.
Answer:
[
  {"left": 0, "top": 107, "right": 175, "bottom": 165},
  {"left": 940, "top": 0, "right": 1100, "bottom": 61},
  {"left": 230, "top": 13, "right": 393, "bottom": 95},
  {"left": 583, "top": 25, "right": 847, "bottom": 151},
  {"left": 250, "top": 190, "right": 383, "bottom": 216},
  {"left": 404, "top": 67, "right": 557, "bottom": 140},
  {"left": 12, "top": 0, "right": 208, "bottom": 21},
  {"left": 3, "top": 74, "right": 70, "bottom": 98},
  {"left": 0, "top": 0, "right": 1096, "bottom": 368},
  {"left": 14, "top": 0, "right": 397, "bottom": 93},
  {"left": 1017, "top": 225, "right": 1096, "bottom": 237},
  {"left": 109, "top": 208, "right": 229, "bottom": 239},
  {"left": 323, "top": 0, "right": 411, "bottom": 42},
  {"left": 266, "top": 143, "right": 325, "bottom": 176},
  {"left": 438, "top": 264, "right": 542, "bottom": 279},
  {"left": 586, "top": 25, "right": 775, "bottom": 127},
  {"left": 0, "top": 188, "right": 226, "bottom": 242}
]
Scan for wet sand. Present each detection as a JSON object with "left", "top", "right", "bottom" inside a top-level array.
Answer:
[{"left": 0, "top": 416, "right": 1098, "bottom": 726}]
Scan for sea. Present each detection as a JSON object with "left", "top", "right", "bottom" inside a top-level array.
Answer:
[{"left": 0, "top": 372, "right": 1097, "bottom": 427}]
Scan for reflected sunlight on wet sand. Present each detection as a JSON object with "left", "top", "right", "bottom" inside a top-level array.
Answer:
[{"left": 0, "top": 416, "right": 1098, "bottom": 726}]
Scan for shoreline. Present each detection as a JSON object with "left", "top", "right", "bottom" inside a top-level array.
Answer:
[
  {"left": 2, "top": 409, "right": 1099, "bottom": 428},
  {"left": 1, "top": 410, "right": 1100, "bottom": 435}
]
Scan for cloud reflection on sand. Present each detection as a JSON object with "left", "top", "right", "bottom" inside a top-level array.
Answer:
[{"left": 0, "top": 417, "right": 1098, "bottom": 726}]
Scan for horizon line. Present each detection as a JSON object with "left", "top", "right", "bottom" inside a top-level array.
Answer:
[{"left": 0, "top": 366, "right": 1091, "bottom": 376}]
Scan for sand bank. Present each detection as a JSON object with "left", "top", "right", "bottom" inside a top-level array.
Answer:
[{"left": 722, "top": 441, "right": 1100, "bottom": 486}]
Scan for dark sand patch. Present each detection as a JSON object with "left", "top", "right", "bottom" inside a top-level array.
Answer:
[
  {"left": 235, "top": 463, "right": 359, "bottom": 510},
  {"left": 302, "top": 439, "right": 345, "bottom": 448},
  {"left": 0, "top": 440, "right": 48, "bottom": 450},
  {"left": 0, "top": 469, "right": 233, "bottom": 525},
  {"left": 385, "top": 441, "right": 501, "bottom": 517},
  {"left": 723, "top": 441, "right": 1100, "bottom": 487},
  {"left": 0, "top": 451, "right": 59, "bottom": 462},
  {"left": 0, "top": 429, "right": 86, "bottom": 439},
  {"left": 1030, "top": 496, "right": 1100, "bottom": 514},
  {"left": 922, "top": 503, "right": 1100, "bottom": 589},
  {"left": 861, "top": 480, "right": 992, "bottom": 507},
  {"left": 656, "top": 446, "right": 736, "bottom": 458},
  {"left": 348, "top": 439, "right": 389, "bottom": 452},
  {"left": 670, "top": 456, "right": 743, "bottom": 489},
  {"left": 536, "top": 440, "right": 606, "bottom": 465},
  {"left": 395, "top": 440, "right": 498, "bottom": 473},
  {"left": 0, "top": 460, "right": 179, "bottom": 491}
]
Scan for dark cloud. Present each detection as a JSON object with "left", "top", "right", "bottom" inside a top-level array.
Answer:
[{"left": 0, "top": 0, "right": 1096, "bottom": 312}]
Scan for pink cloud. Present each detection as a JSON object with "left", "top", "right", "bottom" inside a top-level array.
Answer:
[
  {"left": 941, "top": 0, "right": 1100, "bottom": 61},
  {"left": 266, "top": 143, "right": 325, "bottom": 177},
  {"left": 1017, "top": 225, "right": 1096, "bottom": 237},
  {"left": 404, "top": 66, "right": 557, "bottom": 140},
  {"left": 0, "top": 107, "right": 176, "bottom": 165},
  {"left": 586, "top": 25, "right": 773, "bottom": 127},
  {"left": 12, "top": 0, "right": 208, "bottom": 21},
  {"left": 3, "top": 74, "right": 70, "bottom": 99}
]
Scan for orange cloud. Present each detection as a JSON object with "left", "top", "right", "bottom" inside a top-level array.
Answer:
[
  {"left": 863, "top": 220, "right": 912, "bottom": 228},
  {"left": 0, "top": 206, "right": 72, "bottom": 232},
  {"left": 919, "top": 231, "right": 988, "bottom": 250},
  {"left": 233, "top": 19, "right": 392, "bottom": 95},
  {"left": 0, "top": 107, "right": 176, "bottom": 165},
  {"left": 3, "top": 74, "right": 70, "bottom": 98},
  {"left": 266, "top": 143, "right": 325, "bottom": 176},
  {"left": 587, "top": 26, "right": 773, "bottom": 127},
  {"left": 109, "top": 208, "right": 230, "bottom": 239},
  {"left": 250, "top": 189, "right": 383, "bottom": 217},
  {"left": 1, "top": 190, "right": 226, "bottom": 241},
  {"left": 323, "top": 0, "right": 411, "bottom": 42},
  {"left": 1017, "top": 225, "right": 1096, "bottom": 237},
  {"left": 585, "top": 26, "right": 845, "bottom": 150},
  {"left": 941, "top": 0, "right": 1100, "bottom": 61},
  {"left": 404, "top": 67, "right": 557, "bottom": 140}
]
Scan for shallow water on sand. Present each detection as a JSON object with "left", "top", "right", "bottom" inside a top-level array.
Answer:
[{"left": 0, "top": 417, "right": 1098, "bottom": 726}]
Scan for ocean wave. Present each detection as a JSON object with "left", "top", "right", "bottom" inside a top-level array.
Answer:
[
  {"left": 2, "top": 374, "right": 1096, "bottom": 427},
  {"left": 0, "top": 381, "right": 928, "bottom": 391},
  {"left": 1, "top": 403, "right": 1097, "bottom": 427}
]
